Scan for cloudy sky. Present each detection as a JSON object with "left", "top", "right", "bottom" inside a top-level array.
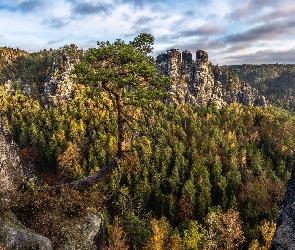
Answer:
[{"left": 1, "top": 0, "right": 295, "bottom": 65}]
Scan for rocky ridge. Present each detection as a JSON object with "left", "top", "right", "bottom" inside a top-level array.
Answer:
[
  {"left": 1, "top": 46, "right": 267, "bottom": 109},
  {"left": 156, "top": 49, "right": 266, "bottom": 108}
]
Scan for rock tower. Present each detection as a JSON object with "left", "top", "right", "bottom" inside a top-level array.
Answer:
[{"left": 156, "top": 49, "right": 267, "bottom": 108}]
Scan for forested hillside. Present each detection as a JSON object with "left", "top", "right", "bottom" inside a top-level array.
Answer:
[
  {"left": 226, "top": 64, "right": 295, "bottom": 111},
  {"left": 1, "top": 37, "right": 295, "bottom": 249}
]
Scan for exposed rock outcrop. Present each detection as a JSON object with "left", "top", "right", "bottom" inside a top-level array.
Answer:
[
  {"left": 3, "top": 80, "right": 15, "bottom": 95},
  {"left": 1, "top": 46, "right": 82, "bottom": 107},
  {"left": 58, "top": 213, "right": 103, "bottom": 250},
  {"left": 0, "top": 118, "right": 104, "bottom": 249},
  {"left": 270, "top": 155, "right": 295, "bottom": 249},
  {"left": 0, "top": 119, "right": 25, "bottom": 192},
  {"left": 156, "top": 49, "right": 267, "bottom": 108},
  {"left": 0, "top": 119, "right": 53, "bottom": 249},
  {"left": 41, "top": 55, "right": 79, "bottom": 106},
  {"left": 0, "top": 212, "right": 53, "bottom": 250}
]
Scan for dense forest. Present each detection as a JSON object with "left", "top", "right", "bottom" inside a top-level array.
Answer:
[{"left": 1, "top": 36, "right": 295, "bottom": 249}]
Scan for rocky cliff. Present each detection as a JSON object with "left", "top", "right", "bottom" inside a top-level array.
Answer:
[
  {"left": 156, "top": 49, "right": 267, "bottom": 108},
  {"left": 2, "top": 46, "right": 266, "bottom": 108},
  {"left": 0, "top": 119, "right": 25, "bottom": 192},
  {"left": 0, "top": 119, "right": 53, "bottom": 249},
  {"left": 271, "top": 154, "right": 295, "bottom": 249},
  {"left": 40, "top": 54, "right": 78, "bottom": 106},
  {"left": 0, "top": 46, "right": 82, "bottom": 107}
]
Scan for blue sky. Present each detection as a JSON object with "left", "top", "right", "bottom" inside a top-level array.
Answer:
[{"left": 1, "top": 0, "right": 295, "bottom": 65}]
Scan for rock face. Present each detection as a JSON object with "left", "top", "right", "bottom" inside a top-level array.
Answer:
[
  {"left": 59, "top": 213, "right": 104, "bottom": 250},
  {"left": 1, "top": 51, "right": 80, "bottom": 107},
  {"left": 0, "top": 119, "right": 54, "bottom": 249},
  {"left": 0, "top": 119, "right": 25, "bottom": 192},
  {"left": 0, "top": 212, "right": 53, "bottom": 250},
  {"left": 156, "top": 49, "right": 267, "bottom": 108},
  {"left": 270, "top": 158, "right": 295, "bottom": 249},
  {"left": 41, "top": 55, "right": 78, "bottom": 106}
]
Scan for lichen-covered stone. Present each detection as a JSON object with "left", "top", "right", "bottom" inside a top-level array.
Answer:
[
  {"left": 0, "top": 211, "right": 53, "bottom": 250},
  {"left": 58, "top": 213, "right": 103, "bottom": 250}
]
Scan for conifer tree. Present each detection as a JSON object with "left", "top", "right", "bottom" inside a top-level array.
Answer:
[{"left": 60, "top": 33, "right": 169, "bottom": 190}]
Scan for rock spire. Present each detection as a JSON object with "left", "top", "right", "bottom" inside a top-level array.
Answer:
[{"left": 156, "top": 49, "right": 267, "bottom": 108}]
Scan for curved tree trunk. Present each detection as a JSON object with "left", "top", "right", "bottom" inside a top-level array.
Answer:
[
  {"left": 50, "top": 156, "right": 120, "bottom": 191},
  {"left": 51, "top": 82, "right": 127, "bottom": 191}
]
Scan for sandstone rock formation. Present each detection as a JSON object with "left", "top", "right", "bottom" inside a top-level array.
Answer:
[
  {"left": 59, "top": 213, "right": 104, "bottom": 250},
  {"left": 270, "top": 155, "right": 295, "bottom": 249},
  {"left": 0, "top": 119, "right": 54, "bottom": 249},
  {"left": 2, "top": 46, "right": 266, "bottom": 109},
  {"left": 0, "top": 119, "right": 25, "bottom": 192},
  {"left": 156, "top": 49, "right": 267, "bottom": 108},
  {"left": 41, "top": 55, "right": 78, "bottom": 106},
  {"left": 0, "top": 211, "right": 53, "bottom": 250},
  {"left": 1, "top": 47, "right": 81, "bottom": 107}
]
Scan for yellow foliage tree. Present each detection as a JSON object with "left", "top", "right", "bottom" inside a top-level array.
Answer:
[
  {"left": 58, "top": 142, "right": 83, "bottom": 180},
  {"left": 183, "top": 220, "right": 203, "bottom": 250},
  {"left": 144, "top": 217, "right": 170, "bottom": 250},
  {"left": 166, "top": 234, "right": 184, "bottom": 250},
  {"left": 260, "top": 220, "right": 276, "bottom": 250}
]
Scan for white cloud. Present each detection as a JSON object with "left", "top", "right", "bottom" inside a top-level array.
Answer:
[{"left": 0, "top": 0, "right": 295, "bottom": 64}]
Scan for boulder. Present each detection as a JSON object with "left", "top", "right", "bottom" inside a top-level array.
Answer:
[
  {"left": 58, "top": 213, "right": 103, "bottom": 250},
  {"left": 0, "top": 211, "right": 53, "bottom": 250}
]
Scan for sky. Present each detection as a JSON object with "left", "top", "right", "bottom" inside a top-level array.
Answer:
[{"left": 1, "top": 0, "right": 295, "bottom": 65}]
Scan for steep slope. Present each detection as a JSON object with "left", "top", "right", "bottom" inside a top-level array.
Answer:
[
  {"left": 0, "top": 118, "right": 53, "bottom": 249},
  {"left": 0, "top": 117, "right": 104, "bottom": 249}
]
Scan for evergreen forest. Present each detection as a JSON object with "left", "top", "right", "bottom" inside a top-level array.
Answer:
[{"left": 1, "top": 35, "right": 295, "bottom": 249}]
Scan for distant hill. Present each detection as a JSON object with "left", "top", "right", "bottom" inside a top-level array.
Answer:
[{"left": 225, "top": 64, "right": 295, "bottom": 111}]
